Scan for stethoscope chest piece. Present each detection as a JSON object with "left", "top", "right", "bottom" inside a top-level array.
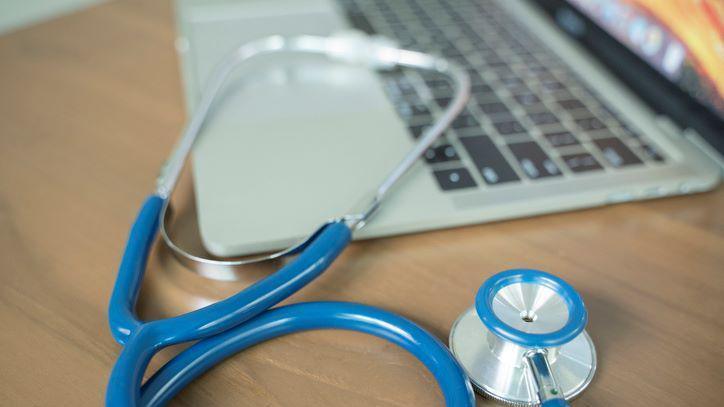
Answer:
[{"left": 450, "top": 269, "right": 596, "bottom": 406}]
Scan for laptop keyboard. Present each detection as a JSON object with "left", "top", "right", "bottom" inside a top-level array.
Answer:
[{"left": 337, "top": 0, "right": 667, "bottom": 191}]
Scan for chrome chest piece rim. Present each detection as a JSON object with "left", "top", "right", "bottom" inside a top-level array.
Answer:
[{"left": 449, "top": 269, "right": 597, "bottom": 406}]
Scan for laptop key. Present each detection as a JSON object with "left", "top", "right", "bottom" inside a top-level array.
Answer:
[
  {"left": 478, "top": 101, "right": 510, "bottom": 115},
  {"left": 575, "top": 117, "right": 607, "bottom": 132},
  {"left": 410, "top": 103, "right": 431, "bottom": 117},
  {"left": 396, "top": 102, "right": 431, "bottom": 122},
  {"left": 640, "top": 144, "right": 665, "bottom": 162},
  {"left": 346, "top": 13, "right": 376, "bottom": 35},
  {"left": 391, "top": 76, "right": 417, "bottom": 95},
  {"left": 539, "top": 79, "right": 566, "bottom": 93},
  {"left": 408, "top": 124, "right": 428, "bottom": 139},
  {"left": 466, "top": 69, "right": 486, "bottom": 85},
  {"left": 385, "top": 77, "right": 419, "bottom": 100},
  {"left": 435, "top": 96, "right": 452, "bottom": 108},
  {"left": 513, "top": 93, "right": 541, "bottom": 107},
  {"left": 460, "top": 135, "right": 520, "bottom": 185},
  {"left": 474, "top": 91, "right": 502, "bottom": 104},
  {"left": 471, "top": 83, "right": 494, "bottom": 94},
  {"left": 442, "top": 47, "right": 464, "bottom": 58},
  {"left": 544, "top": 130, "right": 580, "bottom": 147},
  {"left": 452, "top": 112, "right": 480, "bottom": 129},
  {"left": 562, "top": 152, "right": 603, "bottom": 173},
  {"left": 500, "top": 76, "right": 527, "bottom": 92},
  {"left": 617, "top": 123, "right": 641, "bottom": 139},
  {"left": 527, "top": 111, "right": 559, "bottom": 126},
  {"left": 508, "top": 141, "right": 562, "bottom": 179},
  {"left": 425, "top": 144, "right": 459, "bottom": 163},
  {"left": 493, "top": 119, "right": 527, "bottom": 136},
  {"left": 557, "top": 99, "right": 586, "bottom": 110},
  {"left": 425, "top": 78, "right": 450, "bottom": 91},
  {"left": 433, "top": 168, "right": 477, "bottom": 190},
  {"left": 568, "top": 105, "right": 598, "bottom": 117},
  {"left": 593, "top": 138, "right": 643, "bottom": 167}
]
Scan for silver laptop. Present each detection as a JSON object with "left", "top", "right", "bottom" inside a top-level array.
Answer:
[{"left": 174, "top": 0, "right": 722, "bottom": 257}]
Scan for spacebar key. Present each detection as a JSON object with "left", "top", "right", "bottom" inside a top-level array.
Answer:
[{"left": 460, "top": 135, "right": 520, "bottom": 185}]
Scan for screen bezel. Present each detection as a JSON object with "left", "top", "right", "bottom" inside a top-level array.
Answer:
[{"left": 530, "top": 0, "right": 724, "bottom": 154}]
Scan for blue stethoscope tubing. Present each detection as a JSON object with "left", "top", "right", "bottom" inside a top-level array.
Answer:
[{"left": 107, "top": 194, "right": 475, "bottom": 406}]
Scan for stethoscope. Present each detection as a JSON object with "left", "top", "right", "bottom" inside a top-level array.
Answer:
[
  {"left": 450, "top": 269, "right": 596, "bottom": 406},
  {"left": 107, "top": 31, "right": 596, "bottom": 406}
]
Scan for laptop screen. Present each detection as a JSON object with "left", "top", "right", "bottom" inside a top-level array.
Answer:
[{"left": 566, "top": 0, "right": 724, "bottom": 119}]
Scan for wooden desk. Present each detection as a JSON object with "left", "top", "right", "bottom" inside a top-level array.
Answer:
[{"left": 0, "top": 1, "right": 722, "bottom": 405}]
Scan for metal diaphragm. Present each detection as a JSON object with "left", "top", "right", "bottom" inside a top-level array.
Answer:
[{"left": 449, "top": 305, "right": 596, "bottom": 406}]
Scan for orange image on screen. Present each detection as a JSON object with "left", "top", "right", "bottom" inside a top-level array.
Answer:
[{"left": 625, "top": 0, "right": 724, "bottom": 104}]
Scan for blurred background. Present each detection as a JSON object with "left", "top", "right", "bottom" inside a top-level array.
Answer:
[{"left": 0, "top": 0, "right": 104, "bottom": 34}]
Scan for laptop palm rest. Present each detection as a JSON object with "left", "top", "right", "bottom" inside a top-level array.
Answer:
[{"left": 184, "top": 5, "right": 412, "bottom": 256}]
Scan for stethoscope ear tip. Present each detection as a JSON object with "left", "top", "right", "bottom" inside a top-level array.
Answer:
[{"left": 449, "top": 269, "right": 596, "bottom": 406}]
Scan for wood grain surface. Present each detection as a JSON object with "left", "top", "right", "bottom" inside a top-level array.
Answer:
[{"left": 0, "top": 1, "right": 722, "bottom": 406}]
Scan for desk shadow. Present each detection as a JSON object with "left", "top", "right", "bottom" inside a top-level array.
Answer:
[{"left": 578, "top": 289, "right": 634, "bottom": 378}]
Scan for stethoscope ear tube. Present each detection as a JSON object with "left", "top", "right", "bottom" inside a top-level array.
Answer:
[
  {"left": 108, "top": 195, "right": 165, "bottom": 345},
  {"left": 107, "top": 194, "right": 475, "bottom": 406},
  {"left": 106, "top": 194, "right": 352, "bottom": 405},
  {"left": 139, "top": 302, "right": 475, "bottom": 407},
  {"left": 541, "top": 399, "right": 569, "bottom": 407}
]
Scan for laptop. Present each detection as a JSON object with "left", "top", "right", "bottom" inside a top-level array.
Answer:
[{"left": 174, "top": 0, "right": 723, "bottom": 257}]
